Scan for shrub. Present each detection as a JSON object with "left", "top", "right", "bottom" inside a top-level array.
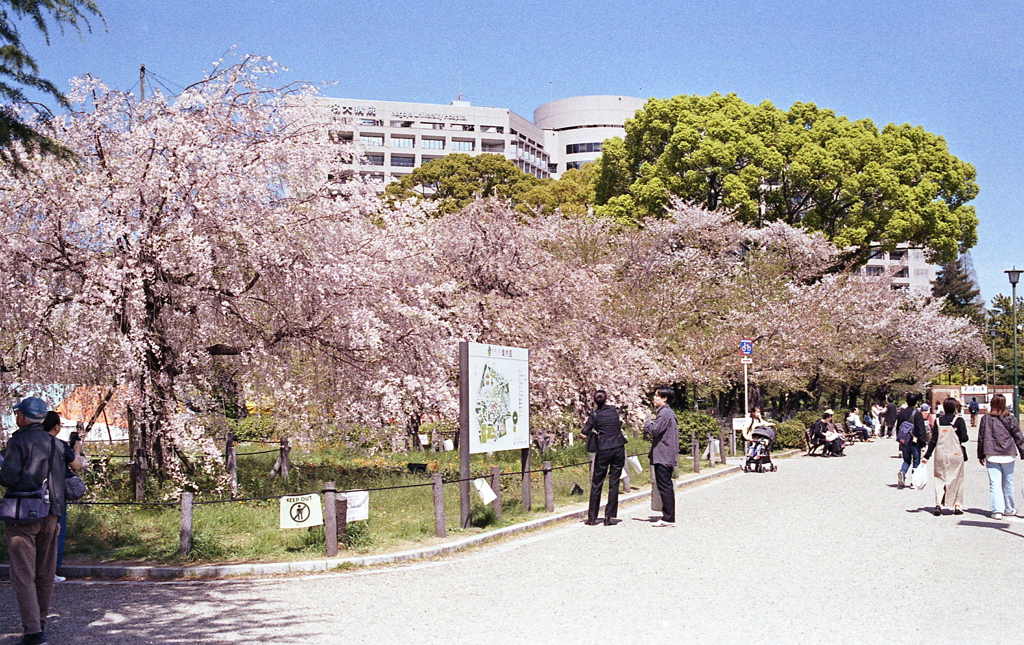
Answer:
[
  {"left": 674, "top": 411, "right": 721, "bottom": 454},
  {"left": 774, "top": 420, "right": 807, "bottom": 450},
  {"left": 792, "top": 410, "right": 820, "bottom": 427}
]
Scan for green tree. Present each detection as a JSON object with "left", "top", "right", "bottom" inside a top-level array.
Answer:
[
  {"left": 593, "top": 93, "right": 979, "bottom": 265},
  {"left": 932, "top": 255, "right": 983, "bottom": 321},
  {"left": 385, "top": 153, "right": 539, "bottom": 215},
  {"left": 0, "top": 0, "right": 101, "bottom": 171},
  {"left": 516, "top": 163, "right": 596, "bottom": 216},
  {"left": 986, "top": 294, "right": 1024, "bottom": 387}
]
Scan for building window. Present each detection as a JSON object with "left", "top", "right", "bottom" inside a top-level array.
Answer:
[
  {"left": 421, "top": 155, "right": 443, "bottom": 164},
  {"left": 421, "top": 138, "right": 445, "bottom": 149},
  {"left": 391, "top": 155, "right": 415, "bottom": 167},
  {"left": 358, "top": 118, "right": 384, "bottom": 127},
  {"left": 360, "top": 172, "right": 385, "bottom": 182},
  {"left": 451, "top": 139, "right": 474, "bottom": 151},
  {"left": 359, "top": 134, "right": 384, "bottom": 147},
  {"left": 480, "top": 125, "right": 504, "bottom": 133},
  {"left": 889, "top": 250, "right": 907, "bottom": 261},
  {"left": 548, "top": 163, "right": 558, "bottom": 174},
  {"left": 391, "top": 136, "right": 414, "bottom": 148},
  {"left": 452, "top": 124, "right": 475, "bottom": 131},
  {"left": 914, "top": 268, "right": 929, "bottom": 277},
  {"left": 481, "top": 141, "right": 505, "bottom": 153},
  {"left": 864, "top": 266, "right": 884, "bottom": 276},
  {"left": 390, "top": 120, "right": 414, "bottom": 128},
  {"left": 566, "top": 142, "right": 603, "bottom": 154},
  {"left": 869, "top": 250, "right": 885, "bottom": 260},
  {"left": 328, "top": 130, "right": 353, "bottom": 143},
  {"left": 362, "top": 153, "right": 384, "bottom": 166},
  {"left": 426, "top": 122, "right": 445, "bottom": 129},
  {"left": 565, "top": 161, "right": 584, "bottom": 171},
  {"left": 893, "top": 267, "right": 909, "bottom": 278}
]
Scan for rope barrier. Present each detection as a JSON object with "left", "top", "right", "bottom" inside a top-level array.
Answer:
[{"left": 235, "top": 449, "right": 280, "bottom": 456}]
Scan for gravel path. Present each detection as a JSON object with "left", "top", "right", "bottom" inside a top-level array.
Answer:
[{"left": 3, "top": 436, "right": 1023, "bottom": 644}]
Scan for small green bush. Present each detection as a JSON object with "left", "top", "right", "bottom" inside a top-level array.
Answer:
[
  {"left": 674, "top": 411, "right": 721, "bottom": 454},
  {"left": 791, "top": 410, "right": 820, "bottom": 427},
  {"left": 774, "top": 420, "right": 807, "bottom": 450}
]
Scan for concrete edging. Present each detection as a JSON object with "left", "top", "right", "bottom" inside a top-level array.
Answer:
[{"left": 2, "top": 456, "right": 783, "bottom": 581}]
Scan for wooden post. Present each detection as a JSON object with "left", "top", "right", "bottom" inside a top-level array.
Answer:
[
  {"left": 270, "top": 437, "right": 291, "bottom": 478},
  {"left": 691, "top": 430, "right": 700, "bottom": 474},
  {"left": 178, "top": 492, "right": 193, "bottom": 557},
  {"left": 336, "top": 497, "right": 348, "bottom": 546},
  {"left": 521, "top": 447, "right": 531, "bottom": 512},
  {"left": 490, "top": 465, "right": 501, "bottom": 519},
  {"left": 225, "top": 432, "right": 237, "bottom": 499},
  {"left": 432, "top": 473, "right": 446, "bottom": 537},
  {"left": 543, "top": 461, "right": 554, "bottom": 512},
  {"left": 621, "top": 459, "right": 631, "bottom": 493},
  {"left": 323, "top": 481, "right": 338, "bottom": 558},
  {"left": 719, "top": 431, "right": 727, "bottom": 465},
  {"left": 132, "top": 448, "right": 147, "bottom": 502},
  {"left": 707, "top": 433, "right": 716, "bottom": 467}
]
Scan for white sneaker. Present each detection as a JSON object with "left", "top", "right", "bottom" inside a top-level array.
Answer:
[
  {"left": 651, "top": 520, "right": 675, "bottom": 528},
  {"left": 992, "top": 512, "right": 1004, "bottom": 520},
  {"left": 53, "top": 575, "right": 65, "bottom": 582}
]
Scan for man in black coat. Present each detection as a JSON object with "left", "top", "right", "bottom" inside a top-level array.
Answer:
[
  {"left": 883, "top": 398, "right": 899, "bottom": 438},
  {"left": 582, "top": 390, "right": 627, "bottom": 526},
  {"left": 1, "top": 397, "right": 67, "bottom": 645}
]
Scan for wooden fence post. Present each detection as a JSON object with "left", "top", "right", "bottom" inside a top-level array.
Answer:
[
  {"left": 336, "top": 497, "right": 348, "bottom": 547},
  {"left": 132, "top": 448, "right": 147, "bottom": 502},
  {"left": 543, "top": 461, "right": 554, "bottom": 512},
  {"left": 178, "top": 492, "right": 193, "bottom": 557},
  {"left": 432, "top": 473, "right": 446, "bottom": 537},
  {"left": 490, "top": 465, "right": 502, "bottom": 519},
  {"left": 719, "top": 431, "right": 727, "bottom": 465},
  {"left": 691, "top": 430, "right": 700, "bottom": 474},
  {"left": 225, "top": 432, "right": 237, "bottom": 499},
  {"left": 521, "top": 448, "right": 531, "bottom": 512},
  {"left": 270, "top": 437, "right": 291, "bottom": 478},
  {"left": 621, "top": 459, "right": 631, "bottom": 493},
  {"left": 323, "top": 481, "right": 338, "bottom": 558},
  {"left": 707, "top": 433, "right": 716, "bottom": 467}
]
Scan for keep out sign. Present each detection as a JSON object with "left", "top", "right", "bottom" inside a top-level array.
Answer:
[{"left": 279, "top": 493, "right": 324, "bottom": 529}]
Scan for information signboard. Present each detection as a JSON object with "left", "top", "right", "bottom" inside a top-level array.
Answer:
[{"left": 466, "top": 342, "right": 530, "bottom": 454}]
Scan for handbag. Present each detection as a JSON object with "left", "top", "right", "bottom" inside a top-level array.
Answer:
[
  {"left": 65, "top": 474, "right": 86, "bottom": 501},
  {"left": 911, "top": 465, "right": 929, "bottom": 490}
]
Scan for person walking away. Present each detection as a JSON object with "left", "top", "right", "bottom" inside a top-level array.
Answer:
[
  {"left": 976, "top": 393, "right": 1024, "bottom": 520},
  {"left": 968, "top": 397, "right": 980, "bottom": 428},
  {"left": 581, "top": 390, "right": 627, "bottom": 526},
  {"left": 896, "top": 393, "right": 928, "bottom": 488},
  {"left": 1, "top": 397, "right": 68, "bottom": 645},
  {"left": 42, "top": 411, "right": 86, "bottom": 581},
  {"left": 883, "top": 398, "right": 899, "bottom": 439},
  {"left": 921, "top": 397, "right": 968, "bottom": 515},
  {"left": 644, "top": 386, "right": 678, "bottom": 527}
]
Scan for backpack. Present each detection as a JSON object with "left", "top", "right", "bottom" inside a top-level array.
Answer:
[
  {"left": 897, "top": 411, "right": 917, "bottom": 446},
  {"left": 969, "top": 400, "right": 979, "bottom": 414}
]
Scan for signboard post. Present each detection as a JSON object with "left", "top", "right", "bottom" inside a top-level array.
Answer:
[
  {"left": 458, "top": 342, "right": 530, "bottom": 528},
  {"left": 739, "top": 340, "right": 753, "bottom": 418}
]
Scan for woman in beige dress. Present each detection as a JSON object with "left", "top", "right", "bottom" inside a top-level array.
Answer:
[{"left": 921, "top": 397, "right": 968, "bottom": 516}]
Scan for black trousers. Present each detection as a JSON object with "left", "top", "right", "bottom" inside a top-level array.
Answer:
[
  {"left": 653, "top": 463, "right": 675, "bottom": 523},
  {"left": 588, "top": 446, "right": 626, "bottom": 522}
]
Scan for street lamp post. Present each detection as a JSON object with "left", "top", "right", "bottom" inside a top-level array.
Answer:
[{"left": 1006, "top": 268, "right": 1021, "bottom": 420}]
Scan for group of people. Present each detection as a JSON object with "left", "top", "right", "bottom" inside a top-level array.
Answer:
[
  {"left": 581, "top": 386, "right": 678, "bottom": 528},
  {"left": 882, "top": 391, "right": 1024, "bottom": 519},
  {"left": 1, "top": 397, "right": 87, "bottom": 645}
]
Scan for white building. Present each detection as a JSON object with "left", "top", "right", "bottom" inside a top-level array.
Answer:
[
  {"left": 859, "top": 244, "right": 939, "bottom": 295},
  {"left": 308, "top": 95, "right": 645, "bottom": 184}
]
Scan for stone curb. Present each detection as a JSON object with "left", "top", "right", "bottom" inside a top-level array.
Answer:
[{"left": 2, "top": 453, "right": 796, "bottom": 581}]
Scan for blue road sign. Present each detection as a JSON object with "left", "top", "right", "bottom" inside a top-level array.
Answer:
[{"left": 739, "top": 339, "right": 753, "bottom": 356}]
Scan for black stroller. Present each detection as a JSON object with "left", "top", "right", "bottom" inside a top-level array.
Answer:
[{"left": 743, "top": 425, "right": 777, "bottom": 473}]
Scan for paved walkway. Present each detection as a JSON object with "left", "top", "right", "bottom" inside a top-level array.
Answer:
[{"left": 3, "top": 437, "right": 1023, "bottom": 644}]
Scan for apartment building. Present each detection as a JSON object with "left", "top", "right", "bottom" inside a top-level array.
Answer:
[{"left": 859, "top": 244, "right": 939, "bottom": 295}]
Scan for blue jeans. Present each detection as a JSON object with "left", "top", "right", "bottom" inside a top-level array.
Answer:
[
  {"left": 985, "top": 460, "right": 1016, "bottom": 514},
  {"left": 900, "top": 444, "right": 920, "bottom": 474}
]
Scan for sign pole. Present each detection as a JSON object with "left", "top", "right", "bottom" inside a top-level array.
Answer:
[
  {"left": 458, "top": 341, "right": 471, "bottom": 528},
  {"left": 743, "top": 362, "right": 749, "bottom": 419}
]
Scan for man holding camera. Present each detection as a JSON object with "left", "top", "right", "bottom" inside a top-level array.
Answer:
[{"left": 1, "top": 397, "right": 67, "bottom": 645}]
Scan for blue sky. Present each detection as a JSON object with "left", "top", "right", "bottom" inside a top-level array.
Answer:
[{"left": 22, "top": 0, "right": 1024, "bottom": 302}]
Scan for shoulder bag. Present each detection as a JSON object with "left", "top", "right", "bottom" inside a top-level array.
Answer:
[{"left": 1, "top": 438, "right": 55, "bottom": 524}]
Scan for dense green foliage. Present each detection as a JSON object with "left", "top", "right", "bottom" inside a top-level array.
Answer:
[
  {"left": 674, "top": 410, "right": 721, "bottom": 454},
  {"left": 384, "top": 153, "right": 540, "bottom": 214},
  {"left": 932, "top": 255, "right": 984, "bottom": 322},
  {"left": 592, "top": 93, "right": 979, "bottom": 265},
  {"left": 773, "top": 420, "right": 806, "bottom": 450}
]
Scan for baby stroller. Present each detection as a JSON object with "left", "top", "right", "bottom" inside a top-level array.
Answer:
[{"left": 743, "top": 425, "right": 777, "bottom": 473}]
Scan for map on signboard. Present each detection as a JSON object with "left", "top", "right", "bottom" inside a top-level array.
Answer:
[{"left": 467, "top": 343, "right": 529, "bottom": 454}]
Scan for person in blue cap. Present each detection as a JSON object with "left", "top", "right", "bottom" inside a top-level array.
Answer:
[{"left": 1, "top": 397, "right": 67, "bottom": 645}]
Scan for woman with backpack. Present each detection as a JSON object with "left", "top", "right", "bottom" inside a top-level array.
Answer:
[
  {"left": 976, "top": 393, "right": 1024, "bottom": 520},
  {"left": 921, "top": 397, "right": 969, "bottom": 516}
]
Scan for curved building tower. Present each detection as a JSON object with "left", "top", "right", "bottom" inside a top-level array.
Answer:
[{"left": 534, "top": 95, "right": 646, "bottom": 177}]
